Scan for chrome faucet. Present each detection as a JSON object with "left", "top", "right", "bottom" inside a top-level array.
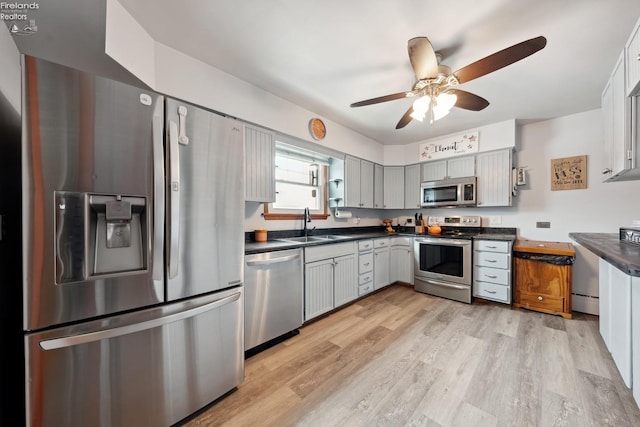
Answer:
[{"left": 303, "top": 207, "right": 313, "bottom": 237}]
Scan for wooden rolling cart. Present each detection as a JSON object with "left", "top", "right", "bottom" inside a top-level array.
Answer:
[{"left": 513, "top": 239, "right": 575, "bottom": 319}]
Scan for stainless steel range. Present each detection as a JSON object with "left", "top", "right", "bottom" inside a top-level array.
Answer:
[{"left": 413, "top": 215, "right": 481, "bottom": 304}]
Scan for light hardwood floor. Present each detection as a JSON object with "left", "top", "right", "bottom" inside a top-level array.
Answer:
[{"left": 183, "top": 285, "right": 640, "bottom": 427}]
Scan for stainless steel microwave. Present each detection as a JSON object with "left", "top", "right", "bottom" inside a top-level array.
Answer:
[{"left": 420, "top": 176, "right": 477, "bottom": 208}]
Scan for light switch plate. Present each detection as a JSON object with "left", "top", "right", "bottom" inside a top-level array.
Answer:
[{"left": 489, "top": 216, "right": 502, "bottom": 225}]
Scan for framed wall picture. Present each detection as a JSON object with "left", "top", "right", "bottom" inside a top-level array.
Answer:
[{"left": 551, "top": 155, "right": 587, "bottom": 190}]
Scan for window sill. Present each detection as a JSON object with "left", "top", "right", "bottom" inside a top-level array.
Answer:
[{"left": 263, "top": 212, "right": 330, "bottom": 221}]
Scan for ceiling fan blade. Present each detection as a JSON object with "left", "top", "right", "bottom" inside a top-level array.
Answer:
[
  {"left": 350, "top": 91, "right": 415, "bottom": 108},
  {"left": 408, "top": 37, "right": 439, "bottom": 80},
  {"left": 453, "top": 36, "right": 547, "bottom": 84},
  {"left": 448, "top": 89, "right": 490, "bottom": 111},
  {"left": 395, "top": 106, "right": 414, "bottom": 129}
]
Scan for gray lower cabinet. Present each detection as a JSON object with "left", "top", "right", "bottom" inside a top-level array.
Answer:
[
  {"left": 473, "top": 239, "right": 513, "bottom": 304},
  {"left": 373, "top": 238, "right": 390, "bottom": 290},
  {"left": 390, "top": 237, "right": 413, "bottom": 284},
  {"left": 304, "top": 242, "right": 357, "bottom": 321}
]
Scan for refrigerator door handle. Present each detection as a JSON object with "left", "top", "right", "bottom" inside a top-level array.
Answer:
[
  {"left": 168, "top": 120, "right": 181, "bottom": 279},
  {"left": 39, "top": 291, "right": 241, "bottom": 350},
  {"left": 152, "top": 113, "right": 165, "bottom": 283}
]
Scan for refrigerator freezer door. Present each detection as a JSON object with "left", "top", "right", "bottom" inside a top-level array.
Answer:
[
  {"left": 25, "top": 286, "right": 244, "bottom": 427},
  {"left": 165, "top": 99, "right": 244, "bottom": 300},
  {"left": 22, "top": 56, "right": 165, "bottom": 330}
]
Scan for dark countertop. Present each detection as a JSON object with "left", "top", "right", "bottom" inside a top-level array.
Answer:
[
  {"left": 245, "top": 227, "right": 517, "bottom": 254},
  {"left": 473, "top": 233, "right": 517, "bottom": 242},
  {"left": 569, "top": 232, "right": 640, "bottom": 277}
]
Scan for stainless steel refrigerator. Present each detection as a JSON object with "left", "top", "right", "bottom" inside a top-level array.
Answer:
[{"left": 0, "top": 55, "right": 245, "bottom": 426}]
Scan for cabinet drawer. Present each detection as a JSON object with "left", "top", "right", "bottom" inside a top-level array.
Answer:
[
  {"left": 475, "top": 240, "right": 510, "bottom": 253},
  {"left": 374, "top": 238, "right": 389, "bottom": 248},
  {"left": 306, "top": 242, "right": 355, "bottom": 263},
  {"left": 474, "top": 281, "right": 510, "bottom": 303},
  {"left": 358, "top": 272, "right": 373, "bottom": 285},
  {"left": 359, "top": 253, "right": 373, "bottom": 274},
  {"left": 519, "top": 291, "right": 564, "bottom": 312},
  {"left": 475, "top": 266, "right": 510, "bottom": 286},
  {"left": 474, "top": 251, "right": 511, "bottom": 269},
  {"left": 358, "top": 240, "right": 374, "bottom": 252},
  {"left": 358, "top": 282, "right": 374, "bottom": 296}
]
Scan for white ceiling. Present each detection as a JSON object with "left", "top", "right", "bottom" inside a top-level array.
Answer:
[{"left": 9, "top": 0, "right": 640, "bottom": 145}]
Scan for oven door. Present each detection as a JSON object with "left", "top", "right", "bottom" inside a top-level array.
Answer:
[{"left": 413, "top": 237, "right": 472, "bottom": 286}]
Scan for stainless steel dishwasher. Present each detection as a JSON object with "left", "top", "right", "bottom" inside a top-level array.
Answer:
[{"left": 244, "top": 248, "right": 304, "bottom": 351}]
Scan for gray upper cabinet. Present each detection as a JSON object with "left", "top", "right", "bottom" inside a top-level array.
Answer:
[
  {"left": 383, "top": 166, "right": 404, "bottom": 209},
  {"left": 404, "top": 164, "right": 421, "bottom": 209},
  {"left": 625, "top": 16, "right": 640, "bottom": 96},
  {"left": 244, "top": 125, "right": 275, "bottom": 202},
  {"left": 421, "top": 156, "right": 475, "bottom": 182},
  {"left": 344, "top": 155, "right": 374, "bottom": 208},
  {"left": 360, "top": 160, "right": 374, "bottom": 208},
  {"left": 476, "top": 149, "right": 512, "bottom": 207},
  {"left": 374, "top": 163, "right": 384, "bottom": 209}
]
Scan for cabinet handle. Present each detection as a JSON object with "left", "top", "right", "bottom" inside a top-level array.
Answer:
[
  {"left": 485, "top": 290, "right": 497, "bottom": 294},
  {"left": 364, "top": 262, "right": 370, "bottom": 266},
  {"left": 602, "top": 168, "right": 612, "bottom": 175},
  {"left": 486, "top": 259, "right": 498, "bottom": 263},
  {"left": 537, "top": 296, "right": 543, "bottom": 301},
  {"left": 486, "top": 245, "right": 497, "bottom": 249},
  {"left": 484, "top": 274, "right": 498, "bottom": 279},
  {"left": 637, "top": 53, "right": 640, "bottom": 61}
]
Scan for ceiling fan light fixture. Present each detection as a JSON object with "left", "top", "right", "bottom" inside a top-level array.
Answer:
[
  {"left": 432, "top": 92, "right": 457, "bottom": 121},
  {"left": 410, "top": 95, "right": 430, "bottom": 121}
]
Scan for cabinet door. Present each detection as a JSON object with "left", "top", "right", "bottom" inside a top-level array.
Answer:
[
  {"left": 625, "top": 19, "right": 640, "bottom": 95},
  {"left": 476, "top": 149, "right": 512, "bottom": 207},
  {"left": 374, "top": 163, "right": 384, "bottom": 209},
  {"left": 632, "top": 278, "right": 640, "bottom": 405},
  {"left": 447, "top": 156, "right": 475, "bottom": 178},
  {"left": 244, "top": 125, "right": 275, "bottom": 202},
  {"left": 421, "top": 160, "right": 447, "bottom": 181},
  {"left": 344, "top": 155, "right": 361, "bottom": 207},
  {"left": 404, "top": 164, "right": 421, "bottom": 209},
  {"left": 390, "top": 245, "right": 413, "bottom": 284},
  {"left": 601, "top": 51, "right": 631, "bottom": 181},
  {"left": 598, "top": 258, "right": 611, "bottom": 348},
  {"left": 383, "top": 166, "right": 404, "bottom": 209},
  {"left": 374, "top": 247, "right": 390, "bottom": 290},
  {"left": 360, "top": 160, "right": 374, "bottom": 208},
  {"left": 610, "top": 265, "right": 632, "bottom": 387},
  {"left": 334, "top": 254, "right": 358, "bottom": 307},
  {"left": 304, "top": 259, "right": 334, "bottom": 321}
]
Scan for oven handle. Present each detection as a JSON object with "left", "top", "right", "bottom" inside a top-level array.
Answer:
[
  {"left": 420, "top": 277, "right": 469, "bottom": 291},
  {"left": 414, "top": 238, "right": 471, "bottom": 246}
]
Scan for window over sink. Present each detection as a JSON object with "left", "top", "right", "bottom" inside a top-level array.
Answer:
[{"left": 263, "top": 141, "right": 330, "bottom": 220}]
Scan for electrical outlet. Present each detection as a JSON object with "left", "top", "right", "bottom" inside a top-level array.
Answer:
[
  {"left": 489, "top": 216, "right": 502, "bottom": 225},
  {"left": 536, "top": 221, "right": 551, "bottom": 228}
]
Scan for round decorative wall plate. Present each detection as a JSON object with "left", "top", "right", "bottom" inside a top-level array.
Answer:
[{"left": 309, "top": 118, "right": 326, "bottom": 140}]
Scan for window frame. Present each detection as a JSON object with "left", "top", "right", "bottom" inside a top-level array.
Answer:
[{"left": 263, "top": 164, "right": 330, "bottom": 220}]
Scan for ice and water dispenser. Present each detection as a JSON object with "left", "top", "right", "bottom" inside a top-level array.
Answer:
[{"left": 55, "top": 191, "right": 148, "bottom": 284}]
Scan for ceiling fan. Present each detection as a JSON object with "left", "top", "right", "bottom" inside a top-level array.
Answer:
[{"left": 350, "top": 36, "right": 547, "bottom": 129}]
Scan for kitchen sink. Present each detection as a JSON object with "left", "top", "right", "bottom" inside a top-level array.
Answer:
[{"left": 278, "top": 235, "right": 350, "bottom": 243}]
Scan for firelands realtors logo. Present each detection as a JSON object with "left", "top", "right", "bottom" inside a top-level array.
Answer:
[{"left": 1, "top": 2, "right": 39, "bottom": 35}]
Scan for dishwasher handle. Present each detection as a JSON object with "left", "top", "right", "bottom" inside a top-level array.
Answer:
[{"left": 246, "top": 253, "right": 300, "bottom": 267}]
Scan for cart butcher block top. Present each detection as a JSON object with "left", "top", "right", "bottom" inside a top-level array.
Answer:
[{"left": 514, "top": 239, "right": 575, "bottom": 256}]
